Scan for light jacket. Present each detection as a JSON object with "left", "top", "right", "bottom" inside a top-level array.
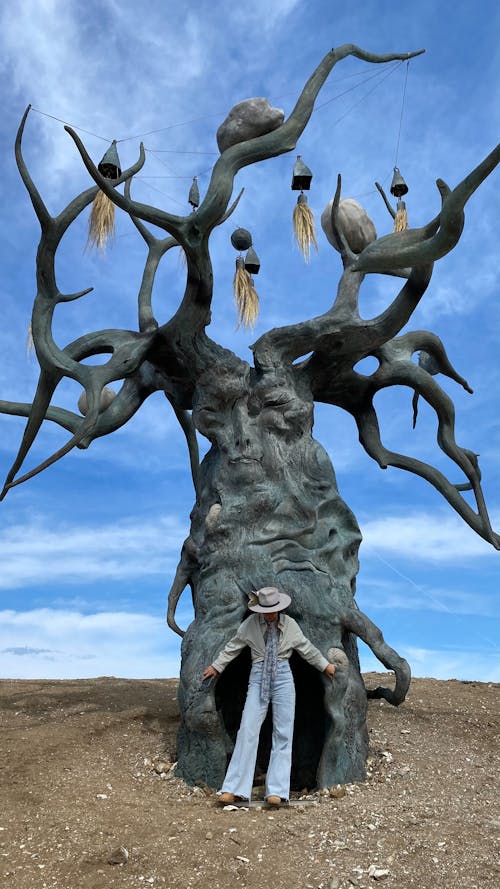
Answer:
[{"left": 212, "top": 613, "right": 329, "bottom": 674}]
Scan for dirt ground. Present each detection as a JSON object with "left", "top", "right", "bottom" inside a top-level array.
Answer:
[{"left": 0, "top": 673, "right": 498, "bottom": 889}]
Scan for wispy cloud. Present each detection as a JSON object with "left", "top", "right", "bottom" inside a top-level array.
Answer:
[
  {"left": 360, "top": 643, "right": 499, "bottom": 683},
  {"left": 358, "top": 575, "right": 499, "bottom": 618},
  {"left": 0, "top": 607, "right": 182, "bottom": 679},
  {"left": 361, "top": 511, "right": 499, "bottom": 562},
  {"left": 0, "top": 514, "right": 188, "bottom": 589},
  {"left": 2, "top": 606, "right": 497, "bottom": 683}
]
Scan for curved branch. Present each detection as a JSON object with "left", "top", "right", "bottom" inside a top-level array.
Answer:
[
  {"left": 375, "top": 181, "right": 396, "bottom": 220},
  {"left": 388, "top": 330, "right": 473, "bottom": 393},
  {"left": 15, "top": 106, "right": 51, "bottom": 229},
  {"left": 352, "top": 379, "right": 499, "bottom": 548},
  {"left": 220, "top": 187, "right": 245, "bottom": 224},
  {"left": 354, "top": 145, "right": 500, "bottom": 273},
  {"left": 195, "top": 46, "right": 424, "bottom": 234},
  {"left": 330, "top": 174, "right": 357, "bottom": 267},
  {"left": 167, "top": 398, "right": 200, "bottom": 502},
  {"left": 1, "top": 327, "right": 159, "bottom": 496},
  {"left": 66, "top": 48, "right": 423, "bottom": 245},
  {"left": 65, "top": 127, "right": 186, "bottom": 240},
  {"left": 343, "top": 607, "right": 411, "bottom": 705},
  {"left": 167, "top": 538, "right": 197, "bottom": 637},
  {"left": 124, "top": 178, "right": 180, "bottom": 331}
]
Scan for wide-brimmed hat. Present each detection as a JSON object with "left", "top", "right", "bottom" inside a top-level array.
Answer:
[{"left": 248, "top": 586, "right": 291, "bottom": 613}]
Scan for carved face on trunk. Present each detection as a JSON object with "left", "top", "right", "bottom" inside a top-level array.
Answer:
[{"left": 192, "top": 361, "right": 313, "bottom": 484}]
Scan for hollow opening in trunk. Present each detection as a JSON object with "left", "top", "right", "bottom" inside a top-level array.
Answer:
[{"left": 214, "top": 650, "right": 326, "bottom": 791}]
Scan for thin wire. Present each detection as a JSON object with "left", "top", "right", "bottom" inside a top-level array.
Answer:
[
  {"left": 30, "top": 60, "right": 408, "bottom": 190},
  {"left": 328, "top": 62, "right": 403, "bottom": 127},
  {"left": 120, "top": 60, "right": 403, "bottom": 143},
  {"left": 394, "top": 60, "right": 410, "bottom": 168},
  {"left": 315, "top": 60, "right": 401, "bottom": 111},
  {"left": 134, "top": 178, "right": 187, "bottom": 209},
  {"left": 146, "top": 148, "right": 181, "bottom": 178},
  {"left": 370, "top": 548, "right": 500, "bottom": 653},
  {"left": 150, "top": 149, "right": 218, "bottom": 155},
  {"left": 117, "top": 112, "right": 224, "bottom": 143},
  {"left": 31, "top": 108, "right": 112, "bottom": 143}
]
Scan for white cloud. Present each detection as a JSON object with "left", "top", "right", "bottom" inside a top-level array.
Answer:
[
  {"left": 0, "top": 514, "right": 188, "bottom": 589},
  {"left": 4, "top": 607, "right": 497, "bottom": 683},
  {"left": 361, "top": 511, "right": 499, "bottom": 562},
  {"left": 360, "top": 643, "right": 499, "bottom": 683},
  {"left": 0, "top": 607, "right": 182, "bottom": 679}
]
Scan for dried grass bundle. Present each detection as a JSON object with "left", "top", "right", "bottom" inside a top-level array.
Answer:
[
  {"left": 293, "top": 197, "right": 318, "bottom": 262},
  {"left": 26, "top": 322, "right": 34, "bottom": 357},
  {"left": 233, "top": 261, "right": 259, "bottom": 329},
  {"left": 394, "top": 205, "right": 408, "bottom": 232},
  {"left": 87, "top": 190, "right": 116, "bottom": 251}
]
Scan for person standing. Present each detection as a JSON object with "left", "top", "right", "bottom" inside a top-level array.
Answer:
[{"left": 202, "top": 586, "right": 335, "bottom": 806}]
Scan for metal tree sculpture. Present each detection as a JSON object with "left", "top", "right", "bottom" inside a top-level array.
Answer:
[{"left": 1, "top": 45, "right": 499, "bottom": 790}]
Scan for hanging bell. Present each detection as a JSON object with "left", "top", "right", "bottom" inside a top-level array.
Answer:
[
  {"left": 97, "top": 140, "right": 121, "bottom": 179},
  {"left": 390, "top": 166, "right": 408, "bottom": 198},
  {"left": 244, "top": 246, "right": 260, "bottom": 275},
  {"left": 291, "top": 155, "right": 313, "bottom": 191},
  {"left": 188, "top": 176, "right": 200, "bottom": 209}
]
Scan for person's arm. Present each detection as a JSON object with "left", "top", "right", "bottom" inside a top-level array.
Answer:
[
  {"left": 291, "top": 620, "right": 335, "bottom": 678},
  {"left": 202, "top": 623, "right": 249, "bottom": 677}
]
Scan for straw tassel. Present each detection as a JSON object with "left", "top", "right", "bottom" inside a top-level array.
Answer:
[
  {"left": 233, "top": 257, "right": 259, "bottom": 329},
  {"left": 293, "top": 193, "right": 318, "bottom": 262},
  {"left": 87, "top": 140, "right": 121, "bottom": 252},
  {"left": 393, "top": 199, "right": 408, "bottom": 232},
  {"left": 26, "top": 322, "right": 34, "bottom": 357},
  {"left": 87, "top": 189, "right": 116, "bottom": 251}
]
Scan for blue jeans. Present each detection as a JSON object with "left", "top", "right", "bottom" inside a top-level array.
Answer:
[{"left": 220, "top": 660, "right": 296, "bottom": 801}]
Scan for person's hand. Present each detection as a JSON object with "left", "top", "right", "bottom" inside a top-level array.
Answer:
[
  {"left": 202, "top": 665, "right": 219, "bottom": 681},
  {"left": 324, "top": 663, "right": 336, "bottom": 680}
]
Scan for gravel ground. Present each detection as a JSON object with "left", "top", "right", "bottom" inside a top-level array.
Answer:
[{"left": 0, "top": 673, "right": 498, "bottom": 889}]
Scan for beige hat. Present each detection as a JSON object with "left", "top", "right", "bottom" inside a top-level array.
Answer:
[{"left": 248, "top": 586, "right": 291, "bottom": 613}]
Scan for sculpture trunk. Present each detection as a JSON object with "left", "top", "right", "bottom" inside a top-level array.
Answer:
[{"left": 173, "top": 355, "right": 376, "bottom": 789}]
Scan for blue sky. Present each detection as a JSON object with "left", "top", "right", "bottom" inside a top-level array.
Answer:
[{"left": 0, "top": 0, "right": 499, "bottom": 682}]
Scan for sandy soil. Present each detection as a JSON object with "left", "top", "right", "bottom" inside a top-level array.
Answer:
[{"left": 0, "top": 673, "right": 498, "bottom": 889}]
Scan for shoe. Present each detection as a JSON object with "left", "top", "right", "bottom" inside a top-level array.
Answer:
[
  {"left": 266, "top": 795, "right": 281, "bottom": 807},
  {"left": 218, "top": 792, "right": 235, "bottom": 805}
]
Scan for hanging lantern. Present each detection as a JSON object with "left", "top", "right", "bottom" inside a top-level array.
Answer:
[
  {"left": 390, "top": 167, "right": 408, "bottom": 198},
  {"left": 231, "top": 229, "right": 259, "bottom": 329},
  {"left": 244, "top": 246, "right": 260, "bottom": 275},
  {"left": 390, "top": 167, "right": 409, "bottom": 232},
  {"left": 291, "top": 156, "right": 317, "bottom": 261},
  {"left": 291, "top": 155, "right": 313, "bottom": 191},
  {"left": 188, "top": 176, "right": 200, "bottom": 210},
  {"left": 88, "top": 140, "right": 121, "bottom": 251}
]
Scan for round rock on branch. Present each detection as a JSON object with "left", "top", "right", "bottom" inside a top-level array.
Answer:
[
  {"left": 216, "top": 98, "right": 284, "bottom": 153},
  {"left": 321, "top": 197, "right": 377, "bottom": 254},
  {"left": 77, "top": 386, "right": 116, "bottom": 416}
]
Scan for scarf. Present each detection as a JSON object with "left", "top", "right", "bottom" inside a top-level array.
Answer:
[{"left": 260, "top": 619, "right": 278, "bottom": 704}]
